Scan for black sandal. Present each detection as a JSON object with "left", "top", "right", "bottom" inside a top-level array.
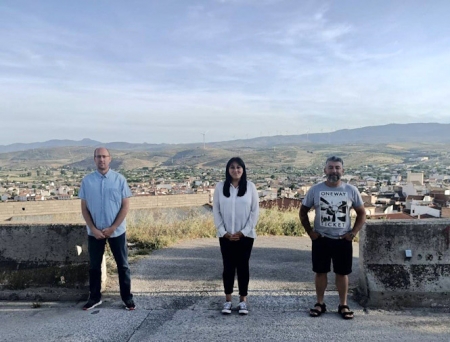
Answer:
[
  {"left": 309, "top": 302, "right": 326, "bottom": 317},
  {"left": 337, "top": 304, "right": 354, "bottom": 319}
]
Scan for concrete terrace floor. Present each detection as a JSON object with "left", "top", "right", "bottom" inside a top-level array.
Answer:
[{"left": 1, "top": 236, "right": 450, "bottom": 342}]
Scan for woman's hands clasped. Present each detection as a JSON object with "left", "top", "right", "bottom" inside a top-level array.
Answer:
[{"left": 224, "top": 232, "right": 244, "bottom": 241}]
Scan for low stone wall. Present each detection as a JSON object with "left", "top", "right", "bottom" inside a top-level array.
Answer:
[
  {"left": 0, "top": 223, "right": 90, "bottom": 301},
  {"left": 358, "top": 219, "right": 450, "bottom": 308},
  {"left": 0, "top": 195, "right": 211, "bottom": 301},
  {"left": 0, "top": 194, "right": 210, "bottom": 221}
]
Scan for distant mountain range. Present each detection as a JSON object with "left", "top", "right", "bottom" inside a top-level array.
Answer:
[
  {"left": 0, "top": 138, "right": 171, "bottom": 153},
  {"left": 207, "top": 123, "right": 450, "bottom": 148},
  {"left": 1, "top": 123, "right": 449, "bottom": 154}
]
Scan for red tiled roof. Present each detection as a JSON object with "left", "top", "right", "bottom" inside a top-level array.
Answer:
[
  {"left": 260, "top": 198, "right": 301, "bottom": 210},
  {"left": 406, "top": 195, "right": 424, "bottom": 200},
  {"left": 370, "top": 213, "right": 416, "bottom": 220}
]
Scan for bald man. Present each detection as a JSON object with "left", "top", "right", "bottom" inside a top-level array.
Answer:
[{"left": 79, "top": 147, "right": 135, "bottom": 311}]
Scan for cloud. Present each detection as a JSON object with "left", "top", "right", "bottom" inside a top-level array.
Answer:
[
  {"left": 320, "top": 25, "right": 353, "bottom": 41},
  {"left": 0, "top": 1, "right": 450, "bottom": 145},
  {"left": 216, "top": 0, "right": 284, "bottom": 4},
  {"left": 171, "top": 5, "right": 230, "bottom": 41}
]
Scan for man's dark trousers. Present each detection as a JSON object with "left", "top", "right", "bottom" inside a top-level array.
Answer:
[{"left": 88, "top": 233, "right": 132, "bottom": 302}]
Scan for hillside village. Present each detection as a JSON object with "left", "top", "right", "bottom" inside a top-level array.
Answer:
[{"left": 1, "top": 151, "right": 450, "bottom": 220}]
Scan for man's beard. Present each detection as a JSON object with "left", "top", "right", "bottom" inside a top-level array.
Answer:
[{"left": 327, "top": 174, "right": 341, "bottom": 182}]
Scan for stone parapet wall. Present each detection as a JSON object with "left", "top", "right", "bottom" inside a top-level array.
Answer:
[
  {"left": 0, "top": 194, "right": 210, "bottom": 300},
  {"left": 0, "top": 194, "right": 210, "bottom": 221},
  {"left": 0, "top": 223, "right": 89, "bottom": 300},
  {"left": 358, "top": 219, "right": 450, "bottom": 307}
]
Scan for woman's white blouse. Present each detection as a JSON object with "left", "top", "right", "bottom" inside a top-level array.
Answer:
[{"left": 213, "top": 181, "right": 260, "bottom": 238}]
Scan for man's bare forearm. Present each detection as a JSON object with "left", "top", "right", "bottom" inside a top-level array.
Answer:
[
  {"left": 299, "top": 205, "right": 313, "bottom": 235},
  {"left": 351, "top": 206, "right": 366, "bottom": 235}
]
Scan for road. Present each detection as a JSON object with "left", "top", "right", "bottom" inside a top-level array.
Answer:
[{"left": 1, "top": 236, "right": 450, "bottom": 341}]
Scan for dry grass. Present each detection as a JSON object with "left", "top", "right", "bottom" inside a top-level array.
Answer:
[
  {"left": 257, "top": 208, "right": 306, "bottom": 236},
  {"left": 125, "top": 207, "right": 306, "bottom": 253},
  {"left": 126, "top": 208, "right": 217, "bottom": 251}
]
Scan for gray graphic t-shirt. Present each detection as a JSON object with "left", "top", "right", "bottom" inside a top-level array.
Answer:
[{"left": 302, "top": 182, "right": 363, "bottom": 238}]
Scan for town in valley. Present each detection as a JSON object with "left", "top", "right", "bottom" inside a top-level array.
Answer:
[{"left": 1, "top": 136, "right": 449, "bottom": 220}]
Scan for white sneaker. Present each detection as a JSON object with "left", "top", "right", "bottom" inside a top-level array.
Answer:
[
  {"left": 82, "top": 299, "right": 102, "bottom": 311},
  {"left": 222, "top": 301, "right": 232, "bottom": 314},
  {"left": 238, "top": 301, "right": 248, "bottom": 315}
]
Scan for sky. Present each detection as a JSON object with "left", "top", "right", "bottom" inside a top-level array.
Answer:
[{"left": 1, "top": 0, "right": 450, "bottom": 145}]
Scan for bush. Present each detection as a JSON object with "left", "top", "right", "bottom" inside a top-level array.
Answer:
[
  {"left": 256, "top": 208, "right": 306, "bottom": 236},
  {"left": 126, "top": 207, "right": 307, "bottom": 254},
  {"left": 126, "top": 208, "right": 216, "bottom": 250}
]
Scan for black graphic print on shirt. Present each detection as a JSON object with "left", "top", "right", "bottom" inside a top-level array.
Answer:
[{"left": 319, "top": 191, "right": 349, "bottom": 228}]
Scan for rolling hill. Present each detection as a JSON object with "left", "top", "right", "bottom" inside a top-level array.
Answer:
[{"left": 0, "top": 123, "right": 448, "bottom": 169}]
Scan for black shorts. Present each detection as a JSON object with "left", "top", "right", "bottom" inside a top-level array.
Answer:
[{"left": 311, "top": 236, "right": 353, "bottom": 275}]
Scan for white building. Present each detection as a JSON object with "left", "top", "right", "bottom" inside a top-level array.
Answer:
[
  {"left": 156, "top": 184, "right": 173, "bottom": 190},
  {"left": 391, "top": 174, "right": 402, "bottom": 183},
  {"left": 406, "top": 171, "right": 424, "bottom": 185},
  {"left": 410, "top": 205, "right": 440, "bottom": 218},
  {"left": 402, "top": 182, "right": 429, "bottom": 197}
]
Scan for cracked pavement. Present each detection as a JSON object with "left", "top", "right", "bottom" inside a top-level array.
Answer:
[{"left": 1, "top": 237, "right": 450, "bottom": 341}]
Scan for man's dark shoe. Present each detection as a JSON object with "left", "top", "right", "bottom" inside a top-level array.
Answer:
[
  {"left": 309, "top": 302, "right": 326, "bottom": 317},
  {"left": 82, "top": 299, "right": 102, "bottom": 311},
  {"left": 124, "top": 299, "right": 136, "bottom": 311}
]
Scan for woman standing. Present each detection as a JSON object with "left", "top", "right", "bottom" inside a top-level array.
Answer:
[{"left": 213, "top": 157, "right": 259, "bottom": 315}]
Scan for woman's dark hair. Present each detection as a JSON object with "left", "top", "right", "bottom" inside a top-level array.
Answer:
[{"left": 223, "top": 157, "right": 247, "bottom": 197}]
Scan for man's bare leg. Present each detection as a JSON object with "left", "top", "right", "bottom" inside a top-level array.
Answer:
[
  {"left": 336, "top": 273, "right": 353, "bottom": 318},
  {"left": 310, "top": 273, "right": 328, "bottom": 315}
]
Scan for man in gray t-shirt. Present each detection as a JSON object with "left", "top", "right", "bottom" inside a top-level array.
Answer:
[
  {"left": 299, "top": 156, "right": 366, "bottom": 319},
  {"left": 303, "top": 181, "right": 363, "bottom": 239}
]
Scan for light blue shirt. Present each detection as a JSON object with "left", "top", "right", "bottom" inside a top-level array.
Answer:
[{"left": 79, "top": 169, "right": 132, "bottom": 238}]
